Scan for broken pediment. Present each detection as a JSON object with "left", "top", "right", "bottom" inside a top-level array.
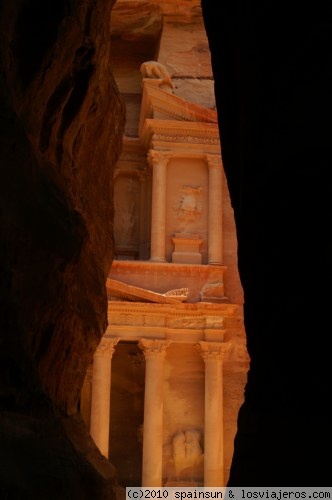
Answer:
[
  {"left": 106, "top": 278, "right": 189, "bottom": 304},
  {"left": 138, "top": 80, "right": 220, "bottom": 152},
  {"left": 139, "top": 75, "right": 218, "bottom": 130}
]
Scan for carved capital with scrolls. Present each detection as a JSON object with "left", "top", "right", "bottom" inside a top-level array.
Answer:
[
  {"left": 94, "top": 337, "right": 119, "bottom": 359},
  {"left": 138, "top": 338, "right": 172, "bottom": 360},
  {"left": 204, "top": 153, "right": 222, "bottom": 169},
  {"left": 147, "top": 149, "right": 173, "bottom": 169},
  {"left": 195, "top": 341, "right": 230, "bottom": 362}
]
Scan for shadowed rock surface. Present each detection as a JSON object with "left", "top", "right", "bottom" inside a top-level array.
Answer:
[
  {"left": 202, "top": 2, "right": 332, "bottom": 486},
  {"left": 0, "top": 0, "right": 125, "bottom": 497}
]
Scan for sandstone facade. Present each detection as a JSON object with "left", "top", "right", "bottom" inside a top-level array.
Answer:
[{"left": 81, "top": 1, "right": 248, "bottom": 487}]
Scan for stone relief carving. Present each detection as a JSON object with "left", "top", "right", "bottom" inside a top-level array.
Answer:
[
  {"left": 175, "top": 186, "right": 203, "bottom": 231},
  {"left": 200, "top": 281, "right": 225, "bottom": 300},
  {"left": 140, "top": 60, "right": 174, "bottom": 90},
  {"left": 172, "top": 429, "right": 203, "bottom": 473}
]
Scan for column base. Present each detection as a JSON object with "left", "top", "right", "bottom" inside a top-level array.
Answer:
[{"left": 150, "top": 257, "right": 166, "bottom": 263}]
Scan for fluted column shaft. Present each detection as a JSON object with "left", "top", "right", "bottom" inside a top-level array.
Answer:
[
  {"left": 139, "top": 339, "right": 171, "bottom": 486},
  {"left": 90, "top": 337, "right": 119, "bottom": 458},
  {"left": 197, "top": 341, "right": 228, "bottom": 486},
  {"left": 206, "top": 155, "right": 223, "bottom": 265},
  {"left": 148, "top": 151, "right": 172, "bottom": 262}
]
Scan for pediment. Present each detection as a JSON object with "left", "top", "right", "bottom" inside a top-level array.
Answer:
[
  {"left": 139, "top": 79, "right": 218, "bottom": 133},
  {"left": 106, "top": 278, "right": 189, "bottom": 304},
  {"left": 138, "top": 79, "right": 220, "bottom": 152}
]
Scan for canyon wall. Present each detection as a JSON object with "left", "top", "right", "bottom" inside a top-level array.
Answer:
[
  {"left": 0, "top": 0, "right": 125, "bottom": 497},
  {"left": 202, "top": 1, "right": 332, "bottom": 486}
]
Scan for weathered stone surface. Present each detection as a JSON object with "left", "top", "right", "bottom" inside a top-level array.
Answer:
[
  {"left": 202, "top": 1, "right": 332, "bottom": 485},
  {"left": 0, "top": 0, "right": 125, "bottom": 496}
]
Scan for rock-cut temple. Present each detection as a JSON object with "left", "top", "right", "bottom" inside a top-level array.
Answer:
[{"left": 80, "top": 0, "right": 249, "bottom": 487}]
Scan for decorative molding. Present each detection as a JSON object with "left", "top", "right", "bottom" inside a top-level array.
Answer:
[
  {"left": 141, "top": 119, "right": 221, "bottom": 150},
  {"left": 110, "top": 260, "right": 227, "bottom": 277},
  {"left": 108, "top": 300, "right": 238, "bottom": 319},
  {"left": 154, "top": 134, "right": 220, "bottom": 146}
]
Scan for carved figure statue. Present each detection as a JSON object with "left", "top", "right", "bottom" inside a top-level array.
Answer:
[
  {"left": 140, "top": 60, "right": 174, "bottom": 90},
  {"left": 175, "top": 186, "right": 203, "bottom": 231},
  {"left": 184, "top": 429, "right": 203, "bottom": 464},
  {"left": 172, "top": 429, "right": 203, "bottom": 472}
]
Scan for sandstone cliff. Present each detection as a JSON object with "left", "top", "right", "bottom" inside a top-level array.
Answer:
[
  {"left": 202, "top": 1, "right": 332, "bottom": 486},
  {"left": 0, "top": 0, "right": 125, "bottom": 497}
]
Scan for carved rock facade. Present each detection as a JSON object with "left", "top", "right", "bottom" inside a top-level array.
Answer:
[{"left": 81, "top": 1, "right": 248, "bottom": 488}]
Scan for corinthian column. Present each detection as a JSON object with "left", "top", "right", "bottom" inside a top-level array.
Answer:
[
  {"left": 148, "top": 150, "right": 172, "bottom": 262},
  {"left": 196, "top": 341, "right": 229, "bottom": 486},
  {"left": 90, "top": 336, "right": 119, "bottom": 458},
  {"left": 139, "top": 339, "right": 171, "bottom": 486},
  {"left": 206, "top": 154, "right": 223, "bottom": 265}
]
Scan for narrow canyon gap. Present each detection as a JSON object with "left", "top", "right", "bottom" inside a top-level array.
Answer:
[{"left": 202, "top": 1, "right": 332, "bottom": 485}]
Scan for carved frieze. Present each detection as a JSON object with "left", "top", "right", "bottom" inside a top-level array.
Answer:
[{"left": 153, "top": 134, "right": 220, "bottom": 145}]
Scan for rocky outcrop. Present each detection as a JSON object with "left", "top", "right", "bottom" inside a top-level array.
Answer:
[
  {"left": 0, "top": 0, "right": 125, "bottom": 497},
  {"left": 202, "top": 2, "right": 332, "bottom": 486}
]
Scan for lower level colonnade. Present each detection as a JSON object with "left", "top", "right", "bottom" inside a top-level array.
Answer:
[{"left": 88, "top": 336, "right": 228, "bottom": 486}]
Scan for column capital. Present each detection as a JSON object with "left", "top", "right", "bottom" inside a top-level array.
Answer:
[
  {"left": 139, "top": 338, "right": 172, "bottom": 360},
  {"left": 148, "top": 149, "right": 173, "bottom": 168},
  {"left": 204, "top": 153, "right": 222, "bottom": 169},
  {"left": 94, "top": 337, "right": 119, "bottom": 358},
  {"left": 195, "top": 341, "right": 230, "bottom": 361}
]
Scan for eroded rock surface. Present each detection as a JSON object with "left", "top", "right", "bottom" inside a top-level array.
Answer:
[{"left": 0, "top": 0, "right": 125, "bottom": 497}]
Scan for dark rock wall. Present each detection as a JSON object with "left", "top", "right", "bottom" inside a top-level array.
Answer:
[
  {"left": 202, "top": 2, "right": 332, "bottom": 486},
  {"left": 0, "top": 0, "right": 125, "bottom": 497}
]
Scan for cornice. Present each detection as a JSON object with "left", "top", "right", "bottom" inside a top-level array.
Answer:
[
  {"left": 141, "top": 118, "right": 220, "bottom": 150},
  {"left": 110, "top": 259, "right": 227, "bottom": 276},
  {"left": 107, "top": 300, "right": 238, "bottom": 317}
]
